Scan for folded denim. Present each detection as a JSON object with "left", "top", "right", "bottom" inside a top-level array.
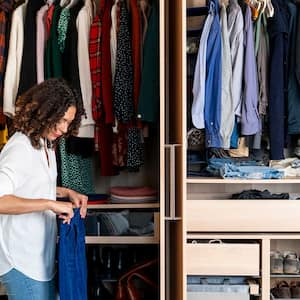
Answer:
[
  {"left": 221, "top": 165, "right": 284, "bottom": 179},
  {"left": 232, "top": 189, "right": 289, "bottom": 199},
  {"left": 207, "top": 158, "right": 260, "bottom": 177}
]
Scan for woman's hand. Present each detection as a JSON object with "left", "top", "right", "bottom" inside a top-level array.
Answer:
[
  {"left": 68, "top": 189, "right": 88, "bottom": 218},
  {"left": 49, "top": 201, "right": 74, "bottom": 224},
  {"left": 56, "top": 187, "right": 88, "bottom": 218}
]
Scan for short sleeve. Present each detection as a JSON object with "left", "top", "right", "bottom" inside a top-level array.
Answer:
[{"left": 0, "top": 140, "right": 33, "bottom": 197}]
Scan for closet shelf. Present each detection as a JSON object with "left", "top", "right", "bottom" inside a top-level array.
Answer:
[
  {"left": 87, "top": 203, "right": 160, "bottom": 209},
  {"left": 186, "top": 177, "right": 300, "bottom": 184},
  {"left": 270, "top": 274, "right": 300, "bottom": 278},
  {"left": 85, "top": 235, "right": 159, "bottom": 244}
]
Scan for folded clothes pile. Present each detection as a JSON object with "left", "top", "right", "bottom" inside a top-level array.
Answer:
[{"left": 109, "top": 186, "right": 158, "bottom": 203}]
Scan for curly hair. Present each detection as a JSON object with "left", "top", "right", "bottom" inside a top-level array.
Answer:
[{"left": 12, "top": 78, "right": 85, "bottom": 149}]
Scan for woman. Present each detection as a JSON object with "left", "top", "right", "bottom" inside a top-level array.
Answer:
[{"left": 0, "top": 78, "right": 88, "bottom": 299}]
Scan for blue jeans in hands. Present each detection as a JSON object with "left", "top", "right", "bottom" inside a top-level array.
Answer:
[{"left": 58, "top": 208, "right": 87, "bottom": 300}]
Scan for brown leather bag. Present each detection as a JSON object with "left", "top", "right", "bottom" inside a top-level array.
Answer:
[{"left": 115, "top": 259, "right": 158, "bottom": 300}]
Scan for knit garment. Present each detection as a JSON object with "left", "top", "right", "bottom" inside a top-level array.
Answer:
[
  {"left": 57, "top": 8, "right": 70, "bottom": 53},
  {"left": 57, "top": 138, "right": 95, "bottom": 195}
]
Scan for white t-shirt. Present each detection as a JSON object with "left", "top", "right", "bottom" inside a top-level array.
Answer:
[{"left": 0, "top": 132, "right": 57, "bottom": 281}]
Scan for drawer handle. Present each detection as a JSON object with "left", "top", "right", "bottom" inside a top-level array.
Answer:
[
  {"left": 165, "top": 144, "right": 181, "bottom": 221},
  {"left": 208, "top": 239, "right": 223, "bottom": 244}
]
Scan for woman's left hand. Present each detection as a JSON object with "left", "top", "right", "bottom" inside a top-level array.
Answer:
[{"left": 68, "top": 189, "right": 88, "bottom": 218}]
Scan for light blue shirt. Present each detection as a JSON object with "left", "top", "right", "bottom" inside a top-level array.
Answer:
[
  {"left": 241, "top": 6, "right": 260, "bottom": 135},
  {"left": 192, "top": 3, "right": 214, "bottom": 129}
]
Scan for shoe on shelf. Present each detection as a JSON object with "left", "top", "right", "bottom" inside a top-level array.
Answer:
[
  {"left": 283, "top": 251, "right": 300, "bottom": 274},
  {"left": 270, "top": 281, "right": 291, "bottom": 298},
  {"left": 290, "top": 281, "right": 300, "bottom": 298},
  {"left": 270, "top": 251, "right": 284, "bottom": 274}
]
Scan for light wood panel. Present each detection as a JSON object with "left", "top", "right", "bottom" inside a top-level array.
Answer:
[
  {"left": 186, "top": 242, "right": 260, "bottom": 275},
  {"left": 186, "top": 200, "right": 300, "bottom": 232},
  {"left": 87, "top": 203, "right": 160, "bottom": 209}
]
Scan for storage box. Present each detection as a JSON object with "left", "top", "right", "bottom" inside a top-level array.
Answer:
[
  {"left": 187, "top": 284, "right": 249, "bottom": 300},
  {"left": 186, "top": 242, "right": 260, "bottom": 276}
]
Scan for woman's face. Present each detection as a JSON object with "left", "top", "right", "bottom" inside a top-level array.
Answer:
[{"left": 45, "top": 106, "right": 77, "bottom": 141}]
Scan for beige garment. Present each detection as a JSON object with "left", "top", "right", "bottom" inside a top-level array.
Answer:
[
  {"left": 228, "top": 137, "right": 249, "bottom": 157},
  {"left": 76, "top": 0, "right": 96, "bottom": 137},
  {"left": 3, "top": 0, "right": 28, "bottom": 117},
  {"left": 220, "top": 3, "right": 234, "bottom": 149}
]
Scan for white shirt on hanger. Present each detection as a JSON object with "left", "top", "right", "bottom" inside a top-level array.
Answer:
[
  {"left": 76, "top": 0, "right": 95, "bottom": 138},
  {"left": 3, "top": 0, "right": 29, "bottom": 117},
  {"left": 227, "top": 0, "right": 244, "bottom": 117}
]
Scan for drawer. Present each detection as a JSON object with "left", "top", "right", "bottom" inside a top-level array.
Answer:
[
  {"left": 185, "top": 242, "right": 260, "bottom": 275},
  {"left": 186, "top": 200, "right": 300, "bottom": 232}
]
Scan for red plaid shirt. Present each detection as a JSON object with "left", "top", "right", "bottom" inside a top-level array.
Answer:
[{"left": 89, "top": 15, "right": 103, "bottom": 121}]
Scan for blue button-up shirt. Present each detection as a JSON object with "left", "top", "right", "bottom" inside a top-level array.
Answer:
[{"left": 204, "top": 0, "right": 222, "bottom": 148}]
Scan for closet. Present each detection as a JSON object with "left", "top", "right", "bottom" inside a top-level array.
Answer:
[
  {"left": 168, "top": 0, "right": 300, "bottom": 299},
  {"left": 0, "top": 0, "right": 177, "bottom": 299}
]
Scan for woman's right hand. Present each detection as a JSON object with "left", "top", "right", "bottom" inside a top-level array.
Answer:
[{"left": 49, "top": 201, "right": 74, "bottom": 224}]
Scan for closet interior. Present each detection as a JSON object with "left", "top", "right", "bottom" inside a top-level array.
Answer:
[
  {"left": 0, "top": 0, "right": 170, "bottom": 299},
  {"left": 168, "top": 0, "right": 300, "bottom": 299}
]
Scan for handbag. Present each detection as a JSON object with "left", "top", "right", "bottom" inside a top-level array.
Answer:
[{"left": 115, "top": 259, "right": 158, "bottom": 300}]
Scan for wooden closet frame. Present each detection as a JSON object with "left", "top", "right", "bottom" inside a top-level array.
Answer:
[{"left": 167, "top": 0, "right": 300, "bottom": 299}]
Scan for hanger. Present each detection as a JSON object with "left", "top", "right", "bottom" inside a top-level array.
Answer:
[
  {"left": 258, "top": 0, "right": 266, "bottom": 14},
  {"left": 265, "top": 0, "right": 274, "bottom": 17},
  {"left": 66, "top": 0, "right": 80, "bottom": 9},
  {"left": 60, "top": 0, "right": 69, "bottom": 6},
  {"left": 244, "top": 0, "right": 261, "bottom": 20}
]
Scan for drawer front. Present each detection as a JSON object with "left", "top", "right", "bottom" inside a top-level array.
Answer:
[
  {"left": 186, "top": 200, "right": 300, "bottom": 232},
  {"left": 185, "top": 243, "right": 260, "bottom": 276}
]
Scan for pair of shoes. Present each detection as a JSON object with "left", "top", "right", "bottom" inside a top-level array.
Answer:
[
  {"left": 271, "top": 281, "right": 291, "bottom": 298},
  {"left": 290, "top": 281, "right": 300, "bottom": 298},
  {"left": 270, "top": 251, "right": 300, "bottom": 274},
  {"left": 270, "top": 251, "right": 284, "bottom": 274},
  {"left": 271, "top": 281, "right": 300, "bottom": 298},
  {"left": 284, "top": 251, "right": 300, "bottom": 274}
]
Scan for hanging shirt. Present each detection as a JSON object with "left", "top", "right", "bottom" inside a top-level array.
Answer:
[
  {"left": 130, "top": 0, "right": 142, "bottom": 114},
  {"left": 267, "top": 0, "right": 289, "bottom": 159},
  {"left": 36, "top": 4, "right": 49, "bottom": 83},
  {"left": 3, "top": 0, "right": 28, "bottom": 117},
  {"left": 220, "top": 3, "right": 234, "bottom": 149},
  {"left": 254, "top": 12, "right": 269, "bottom": 116},
  {"left": 110, "top": 0, "right": 118, "bottom": 85},
  {"left": 45, "top": 4, "right": 63, "bottom": 78},
  {"left": 241, "top": 5, "right": 260, "bottom": 136},
  {"left": 17, "top": 0, "right": 44, "bottom": 96},
  {"left": 287, "top": 2, "right": 300, "bottom": 135},
  {"left": 137, "top": 0, "right": 159, "bottom": 123},
  {"left": 191, "top": 4, "right": 214, "bottom": 129},
  {"left": 204, "top": 0, "right": 222, "bottom": 148},
  {"left": 0, "top": 0, "right": 14, "bottom": 107},
  {"left": 114, "top": 0, "right": 134, "bottom": 123},
  {"left": 76, "top": 0, "right": 95, "bottom": 138},
  {"left": 227, "top": 0, "right": 244, "bottom": 117},
  {"left": 0, "top": 132, "right": 57, "bottom": 281}
]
